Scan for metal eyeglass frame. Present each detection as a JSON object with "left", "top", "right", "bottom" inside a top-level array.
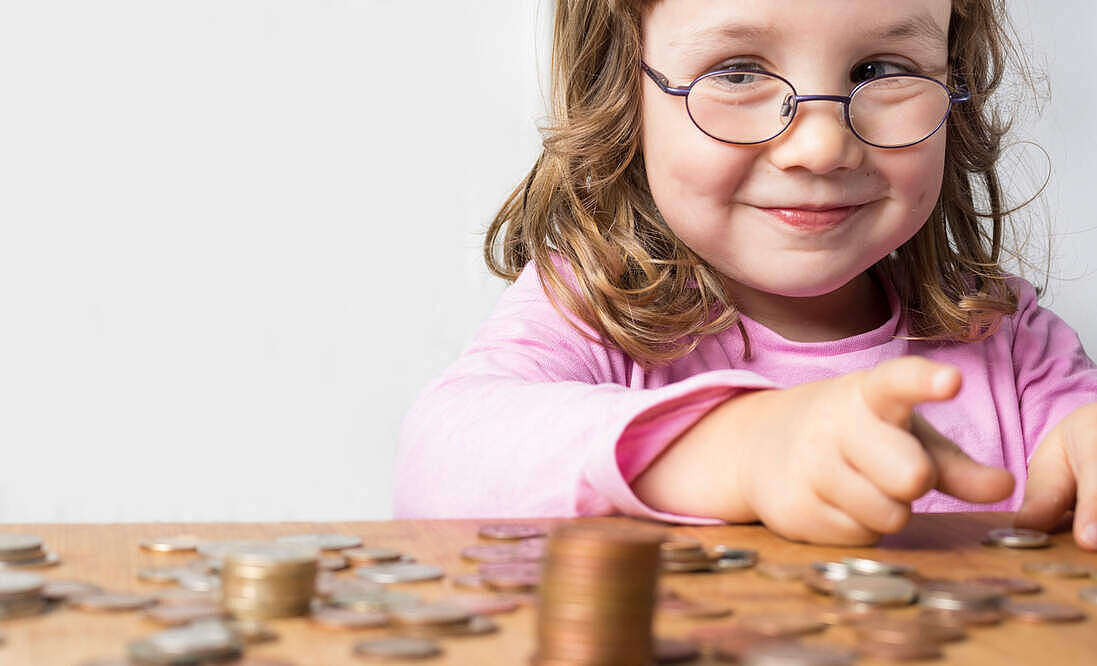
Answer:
[{"left": 640, "top": 61, "right": 971, "bottom": 149}]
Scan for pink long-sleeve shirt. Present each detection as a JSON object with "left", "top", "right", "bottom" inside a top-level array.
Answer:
[{"left": 395, "top": 259, "right": 1097, "bottom": 524}]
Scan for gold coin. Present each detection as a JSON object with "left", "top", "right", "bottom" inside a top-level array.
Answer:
[{"left": 139, "top": 535, "right": 201, "bottom": 553}]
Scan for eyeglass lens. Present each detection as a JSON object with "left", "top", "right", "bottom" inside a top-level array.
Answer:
[{"left": 686, "top": 72, "right": 952, "bottom": 147}]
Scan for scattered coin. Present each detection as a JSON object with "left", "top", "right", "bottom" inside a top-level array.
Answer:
[
  {"left": 964, "top": 576, "right": 1042, "bottom": 595},
  {"left": 1004, "top": 599, "right": 1086, "bottom": 623},
  {"left": 176, "top": 571, "right": 221, "bottom": 593},
  {"left": 142, "top": 603, "right": 226, "bottom": 627},
  {"left": 353, "top": 636, "right": 442, "bottom": 660},
  {"left": 390, "top": 602, "right": 471, "bottom": 627},
  {"left": 437, "top": 594, "right": 520, "bottom": 616},
  {"left": 712, "top": 546, "right": 759, "bottom": 570},
  {"left": 318, "top": 554, "right": 350, "bottom": 572},
  {"left": 136, "top": 567, "right": 189, "bottom": 585},
  {"left": 460, "top": 542, "right": 542, "bottom": 564},
  {"left": 344, "top": 547, "right": 403, "bottom": 565},
  {"left": 756, "top": 562, "right": 813, "bottom": 581},
  {"left": 138, "top": 535, "right": 201, "bottom": 553},
  {"left": 919, "top": 607, "right": 1005, "bottom": 627},
  {"left": 73, "top": 592, "right": 157, "bottom": 612},
  {"left": 835, "top": 575, "right": 918, "bottom": 607},
  {"left": 738, "top": 613, "right": 828, "bottom": 637},
  {"left": 310, "top": 605, "right": 390, "bottom": 630},
  {"left": 127, "top": 618, "right": 244, "bottom": 664},
  {"left": 277, "top": 533, "right": 362, "bottom": 551},
  {"left": 984, "top": 527, "right": 1050, "bottom": 549},
  {"left": 357, "top": 562, "right": 444, "bottom": 584},
  {"left": 478, "top": 523, "right": 546, "bottom": 540},
  {"left": 742, "top": 640, "right": 856, "bottom": 666},
  {"left": 1080, "top": 587, "right": 1097, "bottom": 605},
  {"left": 841, "top": 556, "right": 913, "bottom": 577},
  {"left": 1021, "top": 561, "right": 1095, "bottom": 578},
  {"left": 856, "top": 639, "right": 943, "bottom": 661}
]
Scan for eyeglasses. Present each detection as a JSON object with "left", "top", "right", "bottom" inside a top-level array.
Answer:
[{"left": 641, "top": 61, "right": 970, "bottom": 149}]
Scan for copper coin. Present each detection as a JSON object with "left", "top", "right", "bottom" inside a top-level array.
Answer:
[
  {"left": 657, "top": 597, "right": 733, "bottom": 619},
  {"left": 756, "top": 562, "right": 813, "bottom": 581},
  {"left": 857, "top": 639, "right": 942, "bottom": 661},
  {"left": 41, "top": 579, "right": 102, "bottom": 602},
  {"left": 738, "top": 613, "right": 827, "bottom": 637},
  {"left": 438, "top": 594, "right": 520, "bottom": 615},
  {"left": 73, "top": 592, "right": 156, "bottom": 612},
  {"left": 478, "top": 524, "right": 546, "bottom": 541},
  {"left": 310, "top": 606, "right": 390, "bottom": 630},
  {"left": 353, "top": 636, "right": 442, "bottom": 659},
  {"left": 461, "top": 543, "right": 542, "bottom": 564},
  {"left": 142, "top": 603, "right": 225, "bottom": 626},
  {"left": 343, "top": 547, "right": 403, "bottom": 565},
  {"left": 918, "top": 607, "right": 1004, "bottom": 627},
  {"left": 1004, "top": 599, "right": 1086, "bottom": 623},
  {"left": 138, "top": 535, "right": 201, "bottom": 553},
  {"left": 965, "top": 576, "right": 1042, "bottom": 595},
  {"left": 654, "top": 637, "right": 700, "bottom": 664}
]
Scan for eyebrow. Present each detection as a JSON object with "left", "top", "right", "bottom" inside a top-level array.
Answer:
[{"left": 671, "top": 14, "right": 948, "bottom": 60}]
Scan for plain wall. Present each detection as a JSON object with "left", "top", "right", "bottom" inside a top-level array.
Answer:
[{"left": 0, "top": 1, "right": 1093, "bottom": 523}]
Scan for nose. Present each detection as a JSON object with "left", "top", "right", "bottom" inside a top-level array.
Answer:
[{"left": 766, "top": 99, "right": 864, "bottom": 174}]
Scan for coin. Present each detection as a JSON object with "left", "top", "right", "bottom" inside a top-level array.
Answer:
[
  {"left": 918, "top": 607, "right": 1005, "bottom": 627},
  {"left": 1021, "top": 561, "right": 1094, "bottom": 578},
  {"left": 176, "top": 571, "right": 221, "bottom": 593},
  {"left": 353, "top": 636, "right": 442, "bottom": 659},
  {"left": 344, "top": 547, "right": 404, "bottom": 565},
  {"left": 73, "top": 592, "right": 157, "bottom": 612},
  {"left": 438, "top": 594, "right": 520, "bottom": 616},
  {"left": 918, "top": 580, "right": 1004, "bottom": 611},
  {"left": 0, "top": 534, "right": 43, "bottom": 555},
  {"left": 408, "top": 614, "right": 499, "bottom": 637},
  {"left": 841, "top": 556, "right": 913, "bottom": 577},
  {"left": 835, "top": 575, "right": 918, "bottom": 607},
  {"left": 854, "top": 617, "right": 964, "bottom": 645},
  {"left": 357, "top": 562, "right": 444, "bottom": 584},
  {"left": 309, "top": 605, "right": 390, "bottom": 630},
  {"left": 856, "top": 639, "right": 942, "bottom": 661},
  {"left": 276, "top": 533, "right": 362, "bottom": 551},
  {"left": 139, "top": 535, "right": 201, "bottom": 553},
  {"left": 712, "top": 546, "right": 759, "bottom": 570},
  {"left": 478, "top": 524, "right": 546, "bottom": 540},
  {"left": 41, "top": 579, "right": 101, "bottom": 602},
  {"left": 461, "top": 542, "right": 543, "bottom": 564},
  {"left": 1004, "top": 599, "right": 1086, "bottom": 623},
  {"left": 964, "top": 576, "right": 1042, "bottom": 595},
  {"left": 318, "top": 554, "right": 349, "bottom": 572},
  {"left": 1080, "top": 587, "right": 1097, "bottom": 605},
  {"left": 984, "top": 527, "right": 1049, "bottom": 548},
  {"left": 390, "top": 602, "right": 471, "bottom": 626},
  {"left": 0, "top": 551, "right": 60, "bottom": 569},
  {"left": 137, "top": 567, "right": 189, "bottom": 584}
]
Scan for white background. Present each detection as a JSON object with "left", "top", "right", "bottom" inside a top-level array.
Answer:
[{"left": 0, "top": 1, "right": 1093, "bottom": 523}]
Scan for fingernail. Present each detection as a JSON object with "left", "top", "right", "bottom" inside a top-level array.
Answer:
[
  {"left": 1083, "top": 523, "right": 1097, "bottom": 548},
  {"left": 932, "top": 368, "right": 954, "bottom": 393}
]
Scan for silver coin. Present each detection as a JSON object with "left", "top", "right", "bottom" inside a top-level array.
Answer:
[
  {"left": 0, "top": 534, "right": 43, "bottom": 554},
  {"left": 0, "top": 551, "right": 60, "bottom": 569},
  {"left": 139, "top": 535, "right": 201, "bottom": 553},
  {"left": 712, "top": 546, "right": 759, "bottom": 570},
  {"left": 356, "top": 562, "right": 445, "bottom": 584},
  {"left": 985, "top": 527, "right": 1050, "bottom": 549},
  {"left": 812, "top": 561, "right": 851, "bottom": 581},
  {"left": 1079, "top": 587, "right": 1097, "bottom": 605},
  {"left": 221, "top": 541, "right": 319, "bottom": 565},
  {"left": 835, "top": 575, "right": 917, "bottom": 607},
  {"left": 0, "top": 571, "right": 45, "bottom": 597},
  {"left": 128, "top": 620, "right": 243, "bottom": 662},
  {"left": 841, "top": 556, "right": 913, "bottom": 577},
  {"left": 277, "top": 533, "right": 362, "bottom": 551},
  {"left": 137, "top": 567, "right": 189, "bottom": 584},
  {"left": 176, "top": 571, "right": 222, "bottom": 593},
  {"left": 742, "top": 640, "right": 855, "bottom": 666}
]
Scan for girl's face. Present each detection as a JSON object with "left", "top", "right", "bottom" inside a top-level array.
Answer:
[{"left": 641, "top": 0, "right": 951, "bottom": 324}]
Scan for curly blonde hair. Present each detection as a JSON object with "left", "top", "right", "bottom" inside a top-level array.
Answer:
[{"left": 485, "top": 0, "right": 1039, "bottom": 366}]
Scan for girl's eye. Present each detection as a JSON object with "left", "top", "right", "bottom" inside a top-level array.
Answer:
[
  {"left": 709, "top": 63, "right": 767, "bottom": 86},
  {"left": 850, "top": 61, "right": 909, "bottom": 83}
]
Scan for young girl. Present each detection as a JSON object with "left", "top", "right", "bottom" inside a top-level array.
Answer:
[{"left": 395, "top": 0, "right": 1097, "bottom": 549}]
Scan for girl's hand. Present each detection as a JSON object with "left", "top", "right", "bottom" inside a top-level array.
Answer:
[
  {"left": 737, "top": 356, "right": 1016, "bottom": 545},
  {"left": 1013, "top": 402, "right": 1097, "bottom": 550}
]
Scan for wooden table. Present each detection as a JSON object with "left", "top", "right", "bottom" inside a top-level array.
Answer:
[{"left": 1, "top": 513, "right": 1095, "bottom": 665}]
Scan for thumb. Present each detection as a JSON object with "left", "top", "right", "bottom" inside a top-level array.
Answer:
[
  {"left": 912, "top": 412, "right": 1015, "bottom": 504},
  {"left": 1013, "top": 439, "right": 1075, "bottom": 532},
  {"left": 860, "top": 357, "right": 961, "bottom": 427}
]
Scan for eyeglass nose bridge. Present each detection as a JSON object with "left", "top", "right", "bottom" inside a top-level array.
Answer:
[{"left": 779, "top": 93, "right": 853, "bottom": 128}]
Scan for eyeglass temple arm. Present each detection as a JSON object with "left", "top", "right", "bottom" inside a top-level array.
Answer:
[
  {"left": 640, "top": 62, "right": 690, "bottom": 96},
  {"left": 950, "top": 76, "right": 971, "bottom": 103}
]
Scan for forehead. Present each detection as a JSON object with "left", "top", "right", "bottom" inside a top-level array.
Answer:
[{"left": 643, "top": 0, "right": 950, "bottom": 61}]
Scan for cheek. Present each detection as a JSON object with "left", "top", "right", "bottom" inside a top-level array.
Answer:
[
  {"left": 641, "top": 93, "right": 755, "bottom": 219},
  {"left": 884, "top": 133, "right": 947, "bottom": 218}
]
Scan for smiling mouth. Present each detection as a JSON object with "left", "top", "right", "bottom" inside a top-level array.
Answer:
[{"left": 757, "top": 204, "right": 864, "bottom": 231}]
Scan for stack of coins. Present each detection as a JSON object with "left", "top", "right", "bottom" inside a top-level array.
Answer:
[
  {"left": 660, "top": 537, "right": 758, "bottom": 573},
  {"left": 0, "top": 572, "right": 46, "bottom": 619},
  {"left": 533, "top": 523, "right": 665, "bottom": 665},
  {"left": 0, "top": 534, "right": 57, "bottom": 569},
  {"left": 220, "top": 542, "right": 318, "bottom": 620}
]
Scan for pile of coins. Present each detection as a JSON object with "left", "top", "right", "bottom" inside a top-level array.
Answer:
[
  {"left": 661, "top": 536, "right": 758, "bottom": 573},
  {"left": 533, "top": 523, "right": 665, "bottom": 666},
  {"left": 0, "top": 534, "right": 58, "bottom": 569},
  {"left": 0, "top": 572, "right": 46, "bottom": 619},
  {"left": 220, "top": 542, "right": 319, "bottom": 620}
]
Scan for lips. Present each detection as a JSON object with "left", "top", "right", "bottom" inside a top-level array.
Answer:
[{"left": 756, "top": 203, "right": 865, "bottom": 231}]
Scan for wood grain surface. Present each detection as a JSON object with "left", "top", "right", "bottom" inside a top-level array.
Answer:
[{"left": 1, "top": 513, "right": 1095, "bottom": 665}]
